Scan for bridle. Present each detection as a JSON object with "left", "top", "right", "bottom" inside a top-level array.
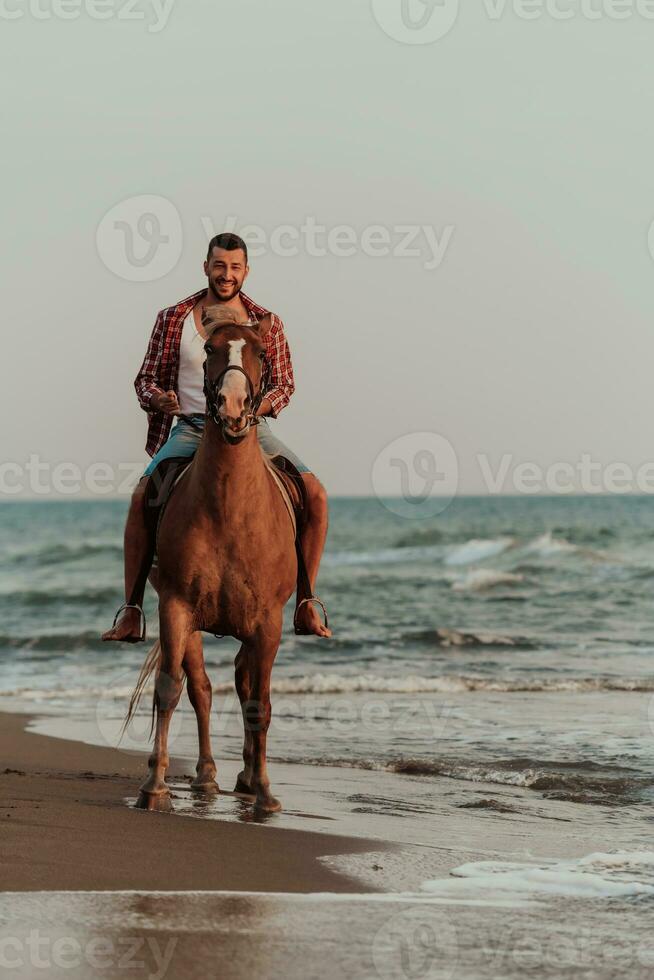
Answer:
[{"left": 203, "top": 341, "right": 271, "bottom": 442}]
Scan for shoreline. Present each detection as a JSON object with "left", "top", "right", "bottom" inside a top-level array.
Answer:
[
  {"left": 0, "top": 710, "right": 383, "bottom": 894},
  {"left": 4, "top": 705, "right": 650, "bottom": 893},
  {"left": 3, "top": 709, "right": 654, "bottom": 980}
]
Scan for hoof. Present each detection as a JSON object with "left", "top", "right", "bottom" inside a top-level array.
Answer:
[
  {"left": 234, "top": 770, "right": 253, "bottom": 795},
  {"left": 254, "top": 794, "right": 282, "bottom": 814},
  {"left": 134, "top": 790, "right": 172, "bottom": 812},
  {"left": 190, "top": 778, "right": 220, "bottom": 793},
  {"left": 192, "top": 763, "right": 219, "bottom": 792},
  {"left": 234, "top": 778, "right": 253, "bottom": 795}
]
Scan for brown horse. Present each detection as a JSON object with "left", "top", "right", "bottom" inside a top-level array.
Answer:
[{"left": 125, "top": 306, "right": 301, "bottom": 813}]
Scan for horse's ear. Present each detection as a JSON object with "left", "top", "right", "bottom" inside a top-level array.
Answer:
[
  {"left": 201, "top": 308, "right": 212, "bottom": 327},
  {"left": 256, "top": 314, "right": 272, "bottom": 340}
]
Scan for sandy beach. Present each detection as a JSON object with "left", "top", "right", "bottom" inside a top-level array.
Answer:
[
  {"left": 2, "top": 707, "right": 654, "bottom": 979},
  {"left": 0, "top": 711, "right": 377, "bottom": 895}
]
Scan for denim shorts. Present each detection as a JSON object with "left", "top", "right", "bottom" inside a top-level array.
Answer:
[{"left": 143, "top": 415, "right": 310, "bottom": 478}]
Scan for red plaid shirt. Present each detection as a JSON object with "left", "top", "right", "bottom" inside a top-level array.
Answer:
[{"left": 135, "top": 289, "right": 295, "bottom": 457}]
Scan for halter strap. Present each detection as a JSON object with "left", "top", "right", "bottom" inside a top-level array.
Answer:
[{"left": 203, "top": 351, "right": 271, "bottom": 435}]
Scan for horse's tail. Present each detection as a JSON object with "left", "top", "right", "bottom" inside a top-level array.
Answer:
[{"left": 120, "top": 639, "right": 162, "bottom": 742}]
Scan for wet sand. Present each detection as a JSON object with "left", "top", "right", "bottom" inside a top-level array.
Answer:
[
  {"left": 2, "top": 888, "right": 654, "bottom": 980},
  {"left": 2, "top": 710, "right": 653, "bottom": 979},
  {"left": 0, "top": 711, "right": 379, "bottom": 894}
]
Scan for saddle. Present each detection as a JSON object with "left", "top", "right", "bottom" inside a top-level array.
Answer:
[{"left": 127, "top": 452, "right": 324, "bottom": 633}]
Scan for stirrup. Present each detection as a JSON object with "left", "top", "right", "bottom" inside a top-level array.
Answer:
[
  {"left": 106, "top": 603, "right": 146, "bottom": 644},
  {"left": 293, "top": 597, "right": 329, "bottom": 635}
]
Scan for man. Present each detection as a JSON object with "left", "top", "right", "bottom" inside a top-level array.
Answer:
[{"left": 103, "top": 232, "right": 331, "bottom": 641}]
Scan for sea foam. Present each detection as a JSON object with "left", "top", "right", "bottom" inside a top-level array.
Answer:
[{"left": 422, "top": 851, "right": 654, "bottom": 903}]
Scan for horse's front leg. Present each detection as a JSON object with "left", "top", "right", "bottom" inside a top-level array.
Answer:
[
  {"left": 184, "top": 631, "right": 219, "bottom": 791},
  {"left": 136, "top": 599, "right": 190, "bottom": 810},
  {"left": 243, "top": 625, "right": 282, "bottom": 812},
  {"left": 234, "top": 644, "right": 254, "bottom": 795}
]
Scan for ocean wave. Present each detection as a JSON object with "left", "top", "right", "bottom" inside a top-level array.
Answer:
[
  {"left": 523, "top": 531, "right": 610, "bottom": 563},
  {"left": 0, "top": 587, "right": 120, "bottom": 607},
  {"left": 549, "top": 525, "right": 616, "bottom": 544},
  {"left": 326, "top": 530, "right": 613, "bottom": 571},
  {"left": 394, "top": 526, "right": 519, "bottom": 549},
  {"left": 0, "top": 685, "right": 137, "bottom": 701},
  {"left": 399, "top": 628, "right": 536, "bottom": 649},
  {"left": 524, "top": 531, "right": 577, "bottom": 556},
  {"left": 390, "top": 759, "right": 644, "bottom": 802},
  {"left": 451, "top": 570, "right": 525, "bottom": 593},
  {"left": 275, "top": 754, "right": 650, "bottom": 804},
  {"left": 258, "top": 673, "right": 654, "bottom": 694},
  {"left": 423, "top": 851, "right": 654, "bottom": 902},
  {"left": 324, "top": 545, "right": 441, "bottom": 567},
  {"left": 5, "top": 540, "right": 122, "bottom": 566},
  {"left": 268, "top": 674, "right": 654, "bottom": 694},
  {"left": 444, "top": 538, "right": 514, "bottom": 567},
  {"left": 0, "top": 631, "right": 109, "bottom": 652},
  {"left": 0, "top": 624, "right": 538, "bottom": 656},
  {"left": 3, "top": 672, "right": 653, "bottom": 700},
  {"left": 394, "top": 527, "right": 447, "bottom": 547}
]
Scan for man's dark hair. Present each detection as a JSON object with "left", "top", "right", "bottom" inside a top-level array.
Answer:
[{"left": 207, "top": 233, "right": 248, "bottom": 263}]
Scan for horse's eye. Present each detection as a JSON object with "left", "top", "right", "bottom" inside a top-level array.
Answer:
[
  {"left": 204, "top": 345, "right": 212, "bottom": 355},
  {"left": 258, "top": 352, "right": 265, "bottom": 360}
]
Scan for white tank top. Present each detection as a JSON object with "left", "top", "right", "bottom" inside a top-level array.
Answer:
[{"left": 177, "top": 310, "right": 206, "bottom": 415}]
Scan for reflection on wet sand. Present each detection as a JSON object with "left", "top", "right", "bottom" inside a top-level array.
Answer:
[
  {"left": 150, "top": 782, "right": 284, "bottom": 826},
  {"left": 2, "top": 888, "right": 653, "bottom": 980}
]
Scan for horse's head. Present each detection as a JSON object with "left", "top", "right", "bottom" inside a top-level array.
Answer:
[{"left": 201, "top": 305, "right": 272, "bottom": 442}]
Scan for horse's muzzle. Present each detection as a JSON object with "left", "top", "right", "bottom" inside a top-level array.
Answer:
[{"left": 219, "top": 414, "right": 256, "bottom": 444}]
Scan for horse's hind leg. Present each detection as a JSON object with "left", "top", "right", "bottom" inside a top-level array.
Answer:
[
  {"left": 184, "top": 631, "right": 219, "bottom": 791},
  {"left": 136, "top": 602, "right": 190, "bottom": 810},
  {"left": 234, "top": 645, "right": 254, "bottom": 795}
]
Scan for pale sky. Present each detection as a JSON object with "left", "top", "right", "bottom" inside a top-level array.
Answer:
[{"left": 2, "top": 0, "right": 653, "bottom": 498}]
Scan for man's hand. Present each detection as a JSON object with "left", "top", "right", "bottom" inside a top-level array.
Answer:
[{"left": 151, "top": 390, "right": 180, "bottom": 415}]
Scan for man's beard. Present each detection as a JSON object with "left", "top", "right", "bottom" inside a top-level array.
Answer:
[{"left": 209, "top": 278, "right": 242, "bottom": 303}]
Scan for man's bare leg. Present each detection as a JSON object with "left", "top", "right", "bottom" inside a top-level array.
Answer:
[
  {"left": 102, "top": 477, "right": 150, "bottom": 642},
  {"left": 294, "top": 473, "right": 332, "bottom": 638}
]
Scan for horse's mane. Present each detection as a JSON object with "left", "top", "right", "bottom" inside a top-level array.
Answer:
[{"left": 202, "top": 304, "right": 256, "bottom": 339}]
